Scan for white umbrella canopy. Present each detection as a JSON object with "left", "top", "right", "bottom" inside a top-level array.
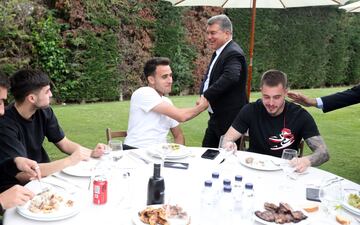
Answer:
[
  {"left": 165, "top": 0, "right": 348, "bottom": 99},
  {"left": 340, "top": 1, "right": 360, "bottom": 12},
  {"left": 169, "top": 0, "right": 347, "bottom": 8}
]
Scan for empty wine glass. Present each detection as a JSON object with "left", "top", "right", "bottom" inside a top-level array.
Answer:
[
  {"left": 279, "top": 149, "right": 298, "bottom": 190},
  {"left": 159, "top": 136, "right": 172, "bottom": 165},
  {"left": 280, "top": 149, "right": 298, "bottom": 177}
]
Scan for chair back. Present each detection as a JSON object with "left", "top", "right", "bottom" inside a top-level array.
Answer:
[{"left": 106, "top": 128, "right": 127, "bottom": 143}]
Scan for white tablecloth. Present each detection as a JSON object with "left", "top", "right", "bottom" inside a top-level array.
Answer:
[{"left": 4, "top": 147, "right": 360, "bottom": 225}]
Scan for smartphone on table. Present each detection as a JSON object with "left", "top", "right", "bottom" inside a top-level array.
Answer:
[
  {"left": 306, "top": 187, "right": 321, "bottom": 202},
  {"left": 201, "top": 149, "right": 220, "bottom": 160}
]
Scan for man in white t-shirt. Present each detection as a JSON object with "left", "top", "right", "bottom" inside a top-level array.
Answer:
[{"left": 124, "top": 57, "right": 208, "bottom": 149}]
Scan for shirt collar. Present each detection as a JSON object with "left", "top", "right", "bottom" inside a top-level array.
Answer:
[{"left": 216, "top": 39, "right": 232, "bottom": 56}]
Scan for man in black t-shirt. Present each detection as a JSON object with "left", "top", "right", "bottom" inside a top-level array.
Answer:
[
  {"left": 0, "top": 69, "right": 106, "bottom": 185},
  {"left": 223, "top": 70, "right": 329, "bottom": 172},
  {"left": 0, "top": 73, "right": 38, "bottom": 214}
]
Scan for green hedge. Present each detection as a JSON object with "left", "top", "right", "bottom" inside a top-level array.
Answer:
[{"left": 0, "top": 1, "right": 359, "bottom": 102}]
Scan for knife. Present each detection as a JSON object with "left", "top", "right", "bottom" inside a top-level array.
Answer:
[{"left": 128, "top": 151, "right": 150, "bottom": 164}]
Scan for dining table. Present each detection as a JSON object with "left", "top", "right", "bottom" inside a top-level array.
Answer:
[{"left": 3, "top": 146, "right": 360, "bottom": 225}]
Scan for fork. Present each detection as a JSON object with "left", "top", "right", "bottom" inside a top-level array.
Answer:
[{"left": 270, "top": 160, "right": 280, "bottom": 167}]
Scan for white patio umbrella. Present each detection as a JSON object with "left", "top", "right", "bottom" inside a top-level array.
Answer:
[
  {"left": 165, "top": 0, "right": 348, "bottom": 99},
  {"left": 340, "top": 1, "right": 360, "bottom": 12}
]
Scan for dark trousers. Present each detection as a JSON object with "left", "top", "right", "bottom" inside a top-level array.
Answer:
[{"left": 202, "top": 110, "right": 240, "bottom": 148}]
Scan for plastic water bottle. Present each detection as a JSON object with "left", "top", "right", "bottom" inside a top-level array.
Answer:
[
  {"left": 241, "top": 183, "right": 255, "bottom": 224},
  {"left": 211, "top": 172, "right": 221, "bottom": 201},
  {"left": 233, "top": 175, "right": 243, "bottom": 220},
  {"left": 223, "top": 178, "right": 231, "bottom": 187},
  {"left": 233, "top": 175, "right": 243, "bottom": 201},
  {"left": 200, "top": 180, "right": 215, "bottom": 225},
  {"left": 219, "top": 185, "right": 234, "bottom": 224}
]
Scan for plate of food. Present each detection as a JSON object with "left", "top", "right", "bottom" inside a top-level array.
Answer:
[
  {"left": 62, "top": 158, "right": 100, "bottom": 177},
  {"left": 133, "top": 204, "right": 190, "bottom": 225},
  {"left": 16, "top": 187, "right": 80, "bottom": 221},
  {"left": 254, "top": 202, "right": 309, "bottom": 225},
  {"left": 239, "top": 155, "right": 282, "bottom": 171},
  {"left": 147, "top": 144, "right": 191, "bottom": 160},
  {"left": 342, "top": 191, "right": 360, "bottom": 216}
]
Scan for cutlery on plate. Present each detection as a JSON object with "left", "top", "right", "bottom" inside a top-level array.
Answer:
[
  {"left": 41, "top": 181, "right": 78, "bottom": 194},
  {"left": 270, "top": 160, "right": 280, "bottom": 167},
  {"left": 128, "top": 151, "right": 150, "bottom": 164}
]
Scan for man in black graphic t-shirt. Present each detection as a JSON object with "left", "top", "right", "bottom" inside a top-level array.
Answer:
[{"left": 223, "top": 70, "right": 329, "bottom": 172}]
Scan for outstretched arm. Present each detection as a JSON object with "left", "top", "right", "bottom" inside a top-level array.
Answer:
[
  {"left": 293, "top": 135, "right": 329, "bottom": 172},
  {"left": 287, "top": 91, "right": 317, "bottom": 107}
]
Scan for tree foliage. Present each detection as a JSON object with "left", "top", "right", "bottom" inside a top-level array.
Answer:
[{"left": 0, "top": 1, "right": 359, "bottom": 102}]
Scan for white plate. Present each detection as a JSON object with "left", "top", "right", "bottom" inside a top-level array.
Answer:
[
  {"left": 342, "top": 192, "right": 360, "bottom": 216},
  {"left": 239, "top": 155, "right": 282, "bottom": 171},
  {"left": 133, "top": 205, "right": 190, "bottom": 225},
  {"left": 16, "top": 185, "right": 80, "bottom": 221},
  {"left": 62, "top": 158, "right": 100, "bottom": 177},
  {"left": 147, "top": 144, "right": 191, "bottom": 160}
]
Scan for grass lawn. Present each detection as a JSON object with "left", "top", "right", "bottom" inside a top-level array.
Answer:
[{"left": 44, "top": 87, "right": 360, "bottom": 184}]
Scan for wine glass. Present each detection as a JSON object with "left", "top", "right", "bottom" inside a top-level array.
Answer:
[
  {"left": 159, "top": 136, "right": 173, "bottom": 165},
  {"left": 219, "top": 135, "right": 237, "bottom": 152},
  {"left": 218, "top": 135, "right": 237, "bottom": 164},
  {"left": 279, "top": 149, "right": 298, "bottom": 190},
  {"left": 319, "top": 177, "right": 344, "bottom": 215},
  {"left": 280, "top": 149, "right": 298, "bottom": 177}
]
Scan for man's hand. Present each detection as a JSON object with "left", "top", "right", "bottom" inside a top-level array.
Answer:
[
  {"left": 196, "top": 95, "right": 209, "bottom": 110},
  {"left": 0, "top": 185, "right": 34, "bottom": 209},
  {"left": 14, "top": 157, "right": 41, "bottom": 180},
  {"left": 290, "top": 157, "right": 311, "bottom": 173},
  {"left": 68, "top": 148, "right": 91, "bottom": 166},
  {"left": 91, "top": 143, "right": 106, "bottom": 158},
  {"left": 287, "top": 91, "right": 317, "bottom": 107}
]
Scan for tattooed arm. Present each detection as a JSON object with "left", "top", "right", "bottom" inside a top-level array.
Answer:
[{"left": 292, "top": 135, "right": 330, "bottom": 172}]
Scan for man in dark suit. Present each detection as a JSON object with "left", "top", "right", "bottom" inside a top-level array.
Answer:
[
  {"left": 200, "top": 14, "right": 248, "bottom": 148},
  {"left": 288, "top": 84, "right": 360, "bottom": 113}
]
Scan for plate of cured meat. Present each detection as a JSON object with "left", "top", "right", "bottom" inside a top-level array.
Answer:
[{"left": 254, "top": 202, "right": 309, "bottom": 225}]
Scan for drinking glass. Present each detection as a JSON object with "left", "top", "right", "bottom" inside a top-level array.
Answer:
[
  {"left": 280, "top": 149, "right": 298, "bottom": 177},
  {"left": 319, "top": 178, "right": 343, "bottom": 215},
  {"left": 279, "top": 149, "right": 298, "bottom": 191},
  {"left": 159, "top": 136, "right": 173, "bottom": 164},
  {"left": 109, "top": 139, "right": 123, "bottom": 161},
  {"left": 218, "top": 135, "right": 237, "bottom": 152}
]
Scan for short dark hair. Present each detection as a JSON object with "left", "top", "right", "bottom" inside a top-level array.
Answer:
[
  {"left": 10, "top": 69, "right": 51, "bottom": 102},
  {"left": 207, "top": 14, "right": 233, "bottom": 34},
  {"left": 0, "top": 71, "right": 10, "bottom": 89},
  {"left": 143, "top": 57, "right": 171, "bottom": 79},
  {"left": 260, "top": 69, "right": 288, "bottom": 89}
]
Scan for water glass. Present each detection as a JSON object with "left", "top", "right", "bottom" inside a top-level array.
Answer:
[
  {"left": 109, "top": 140, "right": 123, "bottom": 151},
  {"left": 319, "top": 178, "right": 343, "bottom": 215},
  {"left": 280, "top": 149, "right": 298, "bottom": 177}
]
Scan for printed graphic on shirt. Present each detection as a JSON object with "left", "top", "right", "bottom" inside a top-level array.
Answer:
[{"left": 268, "top": 128, "right": 295, "bottom": 150}]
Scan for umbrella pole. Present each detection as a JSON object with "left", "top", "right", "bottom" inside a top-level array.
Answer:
[{"left": 247, "top": 0, "right": 257, "bottom": 101}]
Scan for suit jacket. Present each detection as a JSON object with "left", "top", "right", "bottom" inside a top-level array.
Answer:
[
  {"left": 200, "top": 40, "right": 248, "bottom": 116},
  {"left": 321, "top": 84, "right": 360, "bottom": 113}
]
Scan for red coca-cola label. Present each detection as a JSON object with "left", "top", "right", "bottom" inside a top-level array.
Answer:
[{"left": 93, "top": 175, "right": 107, "bottom": 204}]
